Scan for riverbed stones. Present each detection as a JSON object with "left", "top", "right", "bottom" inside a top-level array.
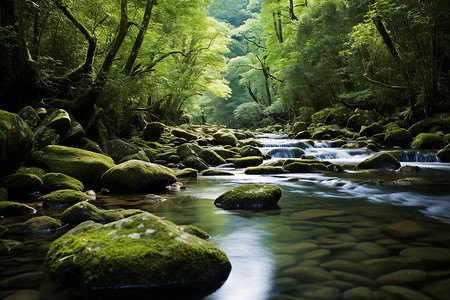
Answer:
[
  {"left": 376, "top": 269, "right": 427, "bottom": 285},
  {"left": 280, "top": 267, "right": 335, "bottom": 283},
  {"left": 0, "top": 110, "right": 34, "bottom": 177},
  {"left": 40, "top": 189, "right": 89, "bottom": 208},
  {"left": 214, "top": 184, "right": 282, "bottom": 209},
  {"left": 343, "top": 286, "right": 397, "bottom": 300},
  {"left": 292, "top": 209, "right": 347, "bottom": 220},
  {"left": 382, "top": 285, "right": 432, "bottom": 300},
  {"left": 1, "top": 173, "right": 42, "bottom": 195},
  {"left": 400, "top": 247, "right": 450, "bottom": 264},
  {"left": 213, "top": 132, "right": 238, "bottom": 147},
  {"left": 23, "top": 216, "right": 62, "bottom": 233},
  {"left": 200, "top": 169, "right": 234, "bottom": 176},
  {"left": 0, "top": 201, "right": 36, "bottom": 217},
  {"left": 361, "top": 256, "right": 424, "bottom": 278},
  {"left": 421, "top": 278, "right": 450, "bottom": 300},
  {"left": 356, "top": 152, "right": 401, "bottom": 170},
  {"left": 41, "top": 172, "right": 84, "bottom": 194},
  {"left": 172, "top": 128, "right": 197, "bottom": 141},
  {"left": 106, "top": 139, "right": 145, "bottom": 163},
  {"left": 244, "top": 166, "right": 288, "bottom": 174},
  {"left": 31, "top": 145, "right": 115, "bottom": 187},
  {"left": 175, "top": 168, "right": 198, "bottom": 178},
  {"left": 240, "top": 145, "right": 263, "bottom": 157},
  {"left": 382, "top": 220, "right": 427, "bottom": 238},
  {"left": 101, "top": 160, "right": 177, "bottom": 193},
  {"left": 330, "top": 270, "right": 376, "bottom": 286},
  {"left": 60, "top": 202, "right": 124, "bottom": 226},
  {"left": 411, "top": 133, "right": 444, "bottom": 149},
  {"left": 45, "top": 212, "right": 231, "bottom": 290},
  {"left": 182, "top": 155, "right": 209, "bottom": 172},
  {"left": 227, "top": 156, "right": 263, "bottom": 168}
]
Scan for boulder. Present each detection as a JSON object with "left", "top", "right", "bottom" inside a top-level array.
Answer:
[
  {"left": 177, "top": 143, "right": 204, "bottom": 159},
  {"left": 118, "top": 154, "right": 150, "bottom": 164},
  {"left": 60, "top": 202, "right": 124, "bottom": 226},
  {"left": 213, "top": 132, "right": 238, "bottom": 147},
  {"left": 175, "top": 168, "right": 198, "bottom": 178},
  {"left": 294, "top": 130, "right": 312, "bottom": 139},
  {"left": 61, "top": 121, "right": 85, "bottom": 145},
  {"left": 227, "top": 156, "right": 263, "bottom": 168},
  {"left": 211, "top": 149, "right": 238, "bottom": 159},
  {"left": 0, "top": 110, "right": 34, "bottom": 176},
  {"left": 411, "top": 133, "right": 444, "bottom": 149},
  {"left": 31, "top": 145, "right": 115, "bottom": 187},
  {"left": 101, "top": 160, "right": 177, "bottom": 193},
  {"left": 41, "top": 172, "right": 84, "bottom": 194},
  {"left": 360, "top": 123, "right": 383, "bottom": 137},
  {"left": 284, "top": 162, "right": 331, "bottom": 173},
  {"left": 356, "top": 153, "right": 401, "bottom": 170},
  {"left": 240, "top": 145, "right": 263, "bottom": 157},
  {"left": 143, "top": 122, "right": 165, "bottom": 142},
  {"left": 244, "top": 166, "right": 288, "bottom": 175},
  {"left": 311, "top": 124, "right": 346, "bottom": 139},
  {"left": 200, "top": 149, "right": 226, "bottom": 166},
  {"left": 172, "top": 129, "right": 197, "bottom": 141},
  {"left": 16, "top": 167, "right": 46, "bottom": 178},
  {"left": 325, "top": 106, "right": 353, "bottom": 127},
  {"left": 436, "top": 148, "right": 450, "bottom": 162},
  {"left": 384, "top": 128, "right": 412, "bottom": 146},
  {"left": 40, "top": 189, "right": 89, "bottom": 208},
  {"left": 214, "top": 184, "right": 282, "bottom": 209},
  {"left": 200, "top": 169, "right": 234, "bottom": 176},
  {"left": 347, "top": 110, "right": 377, "bottom": 131},
  {"left": 0, "top": 201, "right": 36, "bottom": 217},
  {"left": 400, "top": 247, "right": 450, "bottom": 265},
  {"left": 408, "top": 118, "right": 434, "bottom": 137},
  {"left": 311, "top": 108, "right": 333, "bottom": 124},
  {"left": 80, "top": 138, "right": 104, "bottom": 154},
  {"left": 106, "top": 139, "right": 145, "bottom": 163},
  {"left": 18, "top": 106, "right": 41, "bottom": 128},
  {"left": 291, "top": 121, "right": 308, "bottom": 135},
  {"left": 45, "top": 212, "right": 231, "bottom": 290},
  {"left": 23, "top": 216, "right": 62, "bottom": 233},
  {"left": 42, "top": 109, "right": 71, "bottom": 135},
  {"left": 1, "top": 173, "right": 42, "bottom": 195},
  {"left": 182, "top": 156, "right": 209, "bottom": 172}
]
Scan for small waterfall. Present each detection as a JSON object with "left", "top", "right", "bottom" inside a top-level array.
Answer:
[
  {"left": 399, "top": 151, "right": 440, "bottom": 162},
  {"left": 260, "top": 139, "right": 313, "bottom": 149},
  {"left": 265, "top": 147, "right": 304, "bottom": 158}
]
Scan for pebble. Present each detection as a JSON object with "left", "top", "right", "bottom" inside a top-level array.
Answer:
[
  {"left": 376, "top": 269, "right": 427, "bottom": 285},
  {"left": 279, "top": 267, "right": 335, "bottom": 283},
  {"left": 381, "top": 285, "right": 432, "bottom": 300},
  {"left": 355, "top": 242, "right": 390, "bottom": 257},
  {"left": 330, "top": 270, "right": 376, "bottom": 286},
  {"left": 361, "top": 256, "right": 424, "bottom": 278},
  {"left": 400, "top": 247, "right": 450, "bottom": 264},
  {"left": 291, "top": 209, "right": 347, "bottom": 220},
  {"left": 331, "top": 251, "right": 370, "bottom": 262},
  {"left": 280, "top": 242, "right": 318, "bottom": 254},
  {"left": 343, "top": 286, "right": 398, "bottom": 300},
  {"left": 289, "top": 284, "right": 341, "bottom": 300},
  {"left": 320, "top": 260, "right": 362, "bottom": 274},
  {"left": 318, "top": 279, "right": 355, "bottom": 291},
  {"left": 302, "top": 249, "right": 330, "bottom": 259},
  {"left": 421, "top": 278, "right": 450, "bottom": 300},
  {"left": 382, "top": 220, "right": 427, "bottom": 239}
]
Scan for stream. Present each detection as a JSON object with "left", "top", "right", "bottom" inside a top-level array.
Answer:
[{"left": 1, "top": 135, "right": 450, "bottom": 300}]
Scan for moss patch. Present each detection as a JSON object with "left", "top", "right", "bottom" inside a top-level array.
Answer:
[
  {"left": 227, "top": 156, "right": 263, "bottom": 168},
  {"left": 356, "top": 152, "right": 401, "bottom": 170},
  {"left": 411, "top": 133, "right": 444, "bottom": 149},
  {"left": 40, "top": 189, "right": 89, "bottom": 208},
  {"left": 200, "top": 169, "right": 234, "bottom": 176},
  {"left": 1, "top": 173, "right": 42, "bottom": 195},
  {"left": 41, "top": 172, "right": 84, "bottom": 194},
  {"left": 24, "top": 216, "right": 62, "bottom": 233},
  {"left": 61, "top": 202, "right": 124, "bottom": 226},
  {"left": 244, "top": 167, "right": 288, "bottom": 175},
  {"left": 0, "top": 201, "right": 36, "bottom": 216},
  {"left": 214, "top": 184, "right": 282, "bottom": 209}
]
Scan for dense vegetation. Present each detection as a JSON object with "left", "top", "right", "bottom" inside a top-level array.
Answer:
[{"left": 1, "top": 0, "right": 449, "bottom": 134}]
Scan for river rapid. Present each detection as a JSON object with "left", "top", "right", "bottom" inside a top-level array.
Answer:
[{"left": 1, "top": 134, "right": 450, "bottom": 300}]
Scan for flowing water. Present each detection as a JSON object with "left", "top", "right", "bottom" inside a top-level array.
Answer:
[{"left": 1, "top": 135, "right": 450, "bottom": 300}]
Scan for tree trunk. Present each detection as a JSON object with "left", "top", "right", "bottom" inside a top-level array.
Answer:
[
  {"left": 289, "top": 0, "right": 298, "bottom": 21},
  {"left": 123, "top": 0, "right": 156, "bottom": 75}
]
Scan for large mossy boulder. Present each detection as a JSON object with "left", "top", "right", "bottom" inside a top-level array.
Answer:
[
  {"left": 60, "top": 202, "right": 124, "bottom": 226},
  {"left": 40, "top": 189, "right": 89, "bottom": 208},
  {"left": 101, "top": 160, "right": 177, "bottom": 193},
  {"left": 384, "top": 128, "right": 412, "bottom": 146},
  {"left": 284, "top": 162, "right": 331, "bottom": 173},
  {"left": 213, "top": 132, "right": 238, "bottom": 147},
  {"left": 347, "top": 110, "right": 377, "bottom": 131},
  {"left": 32, "top": 145, "right": 115, "bottom": 187},
  {"left": 291, "top": 121, "right": 308, "bottom": 135},
  {"left": 325, "top": 106, "right": 353, "bottom": 127},
  {"left": 244, "top": 166, "right": 288, "bottom": 175},
  {"left": 214, "top": 184, "right": 282, "bottom": 209},
  {"left": 45, "top": 212, "right": 231, "bottom": 290},
  {"left": 212, "top": 149, "right": 238, "bottom": 160},
  {"left": 106, "top": 139, "right": 144, "bottom": 163},
  {"left": 408, "top": 118, "right": 435, "bottom": 137},
  {"left": 0, "top": 110, "right": 34, "bottom": 177},
  {"left": 360, "top": 123, "right": 383, "bottom": 137},
  {"left": 1, "top": 173, "right": 42, "bottom": 195},
  {"left": 23, "top": 216, "right": 62, "bottom": 233},
  {"left": 61, "top": 121, "right": 85, "bottom": 146},
  {"left": 240, "top": 145, "right": 263, "bottom": 157},
  {"left": 311, "top": 124, "right": 346, "bottom": 139},
  {"left": 411, "top": 133, "right": 444, "bottom": 149},
  {"left": 311, "top": 108, "right": 333, "bottom": 124},
  {"left": 200, "top": 149, "right": 226, "bottom": 166},
  {"left": 182, "top": 155, "right": 209, "bottom": 172},
  {"left": 172, "top": 129, "right": 197, "bottom": 141},
  {"left": 0, "top": 201, "right": 36, "bottom": 217},
  {"left": 143, "top": 122, "right": 165, "bottom": 142},
  {"left": 227, "top": 156, "right": 263, "bottom": 168},
  {"left": 177, "top": 143, "right": 204, "bottom": 159},
  {"left": 356, "top": 152, "right": 401, "bottom": 170},
  {"left": 41, "top": 173, "right": 84, "bottom": 194}
]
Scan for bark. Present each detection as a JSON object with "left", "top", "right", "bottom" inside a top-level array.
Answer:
[
  {"left": 289, "top": 0, "right": 298, "bottom": 21},
  {"left": 123, "top": 0, "right": 156, "bottom": 75},
  {"left": 246, "top": 84, "right": 259, "bottom": 103}
]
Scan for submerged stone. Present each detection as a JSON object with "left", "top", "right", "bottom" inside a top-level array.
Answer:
[
  {"left": 214, "top": 184, "right": 282, "bottom": 209},
  {"left": 45, "top": 212, "right": 231, "bottom": 290},
  {"left": 200, "top": 169, "right": 234, "bottom": 176},
  {"left": 382, "top": 220, "right": 427, "bottom": 238},
  {"left": 182, "top": 155, "right": 209, "bottom": 172},
  {"left": 175, "top": 168, "right": 198, "bottom": 178}
]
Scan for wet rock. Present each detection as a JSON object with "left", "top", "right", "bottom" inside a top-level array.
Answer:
[
  {"left": 213, "top": 132, "right": 238, "bottom": 147},
  {"left": 211, "top": 149, "right": 238, "bottom": 160},
  {"left": 40, "top": 189, "right": 89, "bottom": 208},
  {"left": 411, "top": 133, "right": 444, "bottom": 149},
  {"left": 291, "top": 121, "right": 308, "bottom": 135},
  {"left": 318, "top": 280, "right": 355, "bottom": 291},
  {"left": 281, "top": 242, "right": 319, "bottom": 254},
  {"left": 143, "top": 122, "right": 165, "bottom": 142},
  {"left": 200, "top": 169, "right": 234, "bottom": 176},
  {"left": 400, "top": 247, "right": 450, "bottom": 264},
  {"left": 61, "top": 121, "right": 85, "bottom": 145},
  {"left": 356, "top": 152, "right": 401, "bottom": 170},
  {"left": 347, "top": 111, "right": 377, "bottom": 131},
  {"left": 23, "top": 216, "right": 62, "bottom": 233},
  {"left": 332, "top": 250, "right": 369, "bottom": 262},
  {"left": 240, "top": 145, "right": 264, "bottom": 157},
  {"left": 360, "top": 123, "right": 383, "bottom": 137},
  {"left": 421, "top": 278, "right": 450, "bottom": 300},
  {"left": 408, "top": 119, "right": 435, "bottom": 137},
  {"left": 175, "top": 168, "right": 198, "bottom": 178},
  {"left": 106, "top": 139, "right": 145, "bottom": 163},
  {"left": 31, "top": 145, "right": 115, "bottom": 187},
  {"left": 311, "top": 124, "right": 346, "bottom": 139},
  {"left": 376, "top": 269, "right": 427, "bottom": 285},
  {"left": 384, "top": 128, "right": 412, "bottom": 146},
  {"left": 292, "top": 209, "right": 346, "bottom": 220},
  {"left": 102, "top": 160, "right": 177, "bottom": 193},
  {"left": 182, "top": 155, "right": 209, "bottom": 172},
  {"left": 214, "top": 184, "right": 282, "bottom": 210},
  {"left": 396, "top": 165, "right": 420, "bottom": 173},
  {"left": 356, "top": 242, "right": 390, "bottom": 257},
  {"left": 361, "top": 256, "right": 424, "bottom": 278},
  {"left": 80, "top": 137, "right": 104, "bottom": 154},
  {"left": 1, "top": 173, "right": 42, "bottom": 195},
  {"left": 294, "top": 130, "right": 312, "bottom": 139},
  {"left": 330, "top": 270, "right": 376, "bottom": 286},
  {"left": 0, "top": 239, "right": 22, "bottom": 252},
  {"left": 0, "top": 110, "right": 34, "bottom": 176},
  {"left": 436, "top": 148, "right": 450, "bottom": 162},
  {"left": 244, "top": 166, "right": 288, "bottom": 175},
  {"left": 41, "top": 172, "right": 84, "bottom": 194},
  {"left": 172, "top": 128, "right": 197, "bottom": 141},
  {"left": 60, "top": 202, "right": 124, "bottom": 226},
  {"left": 381, "top": 285, "right": 432, "bottom": 300},
  {"left": 279, "top": 267, "right": 335, "bottom": 283},
  {"left": 176, "top": 143, "right": 203, "bottom": 159},
  {"left": 0, "top": 201, "right": 36, "bottom": 217},
  {"left": 343, "top": 287, "right": 399, "bottom": 300},
  {"left": 382, "top": 220, "right": 427, "bottom": 238},
  {"left": 45, "top": 212, "right": 231, "bottom": 290},
  {"left": 200, "top": 149, "right": 226, "bottom": 166},
  {"left": 0, "top": 271, "right": 46, "bottom": 289},
  {"left": 227, "top": 156, "right": 263, "bottom": 168}
]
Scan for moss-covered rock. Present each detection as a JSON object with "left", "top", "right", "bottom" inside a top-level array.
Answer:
[
  {"left": 40, "top": 189, "right": 89, "bottom": 208},
  {"left": 436, "top": 148, "right": 450, "bottom": 162},
  {"left": 176, "top": 168, "right": 198, "bottom": 178},
  {"left": 444, "top": 134, "right": 450, "bottom": 145},
  {"left": 227, "top": 156, "right": 263, "bottom": 168},
  {"left": 265, "top": 147, "right": 305, "bottom": 158},
  {"left": 347, "top": 110, "right": 377, "bottom": 131},
  {"left": 167, "top": 155, "right": 181, "bottom": 164},
  {"left": 179, "top": 225, "right": 209, "bottom": 240},
  {"left": 18, "top": 106, "right": 41, "bottom": 129},
  {"left": 240, "top": 145, "right": 263, "bottom": 157},
  {"left": 32, "top": 145, "right": 115, "bottom": 187},
  {"left": 143, "top": 122, "right": 165, "bottom": 142},
  {"left": 42, "top": 109, "right": 71, "bottom": 135},
  {"left": 244, "top": 166, "right": 288, "bottom": 175},
  {"left": 242, "top": 139, "right": 263, "bottom": 147},
  {"left": 360, "top": 123, "right": 383, "bottom": 137},
  {"left": 1, "top": 173, "right": 42, "bottom": 195},
  {"left": 283, "top": 162, "right": 330, "bottom": 173},
  {"left": 291, "top": 121, "right": 308, "bottom": 135},
  {"left": 23, "top": 216, "right": 62, "bottom": 233},
  {"left": 211, "top": 149, "right": 238, "bottom": 160},
  {"left": 356, "top": 152, "right": 401, "bottom": 170},
  {"left": 0, "top": 239, "right": 22, "bottom": 252},
  {"left": 214, "top": 184, "right": 282, "bottom": 209},
  {"left": 411, "top": 133, "right": 444, "bottom": 149},
  {"left": 60, "top": 202, "right": 124, "bottom": 226},
  {"left": 16, "top": 167, "right": 46, "bottom": 178},
  {"left": 41, "top": 173, "right": 84, "bottom": 194},
  {"left": 0, "top": 188, "right": 7, "bottom": 201},
  {"left": 311, "top": 108, "right": 333, "bottom": 124},
  {"left": 61, "top": 121, "right": 85, "bottom": 146},
  {"left": 118, "top": 153, "right": 150, "bottom": 164},
  {"left": 311, "top": 124, "right": 346, "bottom": 139},
  {"left": 384, "top": 128, "right": 412, "bottom": 146},
  {"left": 0, "top": 110, "right": 34, "bottom": 177},
  {"left": 102, "top": 160, "right": 177, "bottom": 193},
  {"left": 80, "top": 138, "right": 104, "bottom": 154},
  {"left": 45, "top": 212, "right": 231, "bottom": 290},
  {"left": 408, "top": 118, "right": 435, "bottom": 137},
  {"left": 200, "top": 149, "right": 226, "bottom": 166},
  {"left": 325, "top": 106, "right": 353, "bottom": 127},
  {"left": 182, "top": 155, "right": 209, "bottom": 172},
  {"left": 294, "top": 130, "right": 312, "bottom": 139},
  {"left": 200, "top": 169, "right": 234, "bottom": 176},
  {"left": 0, "top": 201, "right": 36, "bottom": 216},
  {"left": 213, "top": 132, "right": 238, "bottom": 147},
  {"left": 176, "top": 143, "right": 204, "bottom": 159},
  {"left": 106, "top": 139, "right": 145, "bottom": 163},
  {"left": 172, "top": 129, "right": 197, "bottom": 141}
]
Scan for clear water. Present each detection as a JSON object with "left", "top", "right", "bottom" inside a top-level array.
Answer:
[{"left": 1, "top": 137, "right": 450, "bottom": 300}]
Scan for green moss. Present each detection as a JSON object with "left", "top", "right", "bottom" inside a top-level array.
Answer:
[
  {"left": 41, "top": 172, "right": 84, "bottom": 194},
  {"left": 444, "top": 134, "right": 450, "bottom": 145},
  {"left": 356, "top": 152, "right": 401, "bottom": 170},
  {"left": 240, "top": 145, "right": 263, "bottom": 157},
  {"left": 61, "top": 202, "right": 124, "bottom": 226},
  {"left": 179, "top": 225, "right": 209, "bottom": 240},
  {"left": 176, "top": 168, "right": 198, "bottom": 178},
  {"left": 1, "top": 173, "right": 43, "bottom": 195},
  {"left": 384, "top": 128, "right": 412, "bottom": 146},
  {"left": 80, "top": 138, "right": 104, "bottom": 154},
  {"left": 242, "top": 139, "right": 263, "bottom": 147},
  {"left": 311, "top": 107, "right": 333, "bottom": 124},
  {"left": 182, "top": 156, "right": 209, "bottom": 172},
  {"left": 213, "top": 132, "right": 238, "bottom": 147},
  {"left": 102, "top": 160, "right": 177, "bottom": 193},
  {"left": 282, "top": 159, "right": 332, "bottom": 166},
  {"left": 411, "top": 133, "right": 444, "bottom": 149},
  {"left": 118, "top": 154, "right": 150, "bottom": 164},
  {"left": 211, "top": 149, "right": 238, "bottom": 160},
  {"left": 177, "top": 143, "right": 204, "bottom": 159},
  {"left": 244, "top": 167, "right": 288, "bottom": 175},
  {"left": 45, "top": 212, "right": 231, "bottom": 289},
  {"left": 360, "top": 123, "right": 383, "bottom": 137},
  {"left": 167, "top": 155, "right": 180, "bottom": 164},
  {"left": 0, "top": 201, "right": 36, "bottom": 216},
  {"left": 24, "top": 216, "right": 62, "bottom": 233},
  {"left": 40, "top": 189, "right": 89, "bottom": 208},
  {"left": 214, "top": 184, "right": 282, "bottom": 209},
  {"left": 227, "top": 156, "right": 263, "bottom": 168},
  {"left": 200, "top": 169, "right": 234, "bottom": 176},
  {"left": 16, "top": 167, "right": 46, "bottom": 178},
  {"left": 283, "top": 162, "right": 330, "bottom": 173},
  {"left": 172, "top": 129, "right": 197, "bottom": 141}
]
